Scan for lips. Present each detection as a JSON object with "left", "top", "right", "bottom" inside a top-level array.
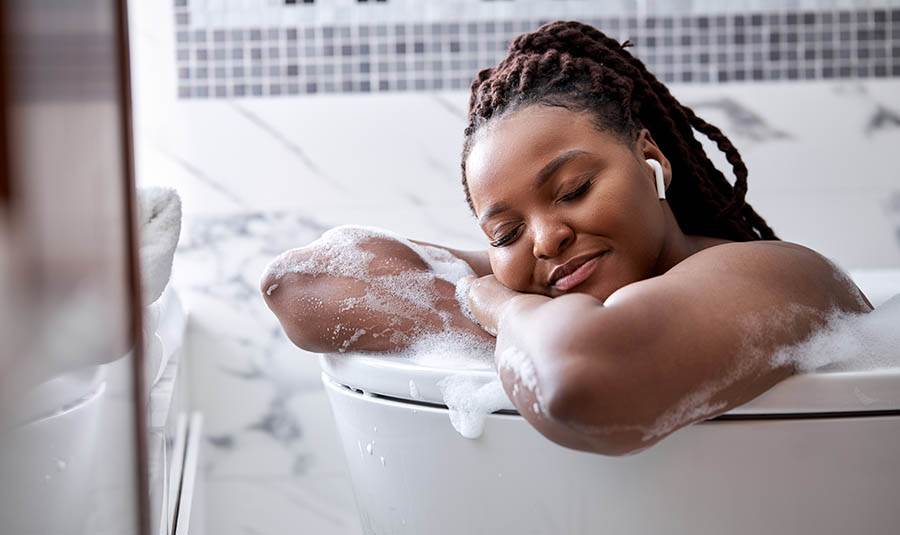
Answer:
[{"left": 548, "top": 251, "right": 608, "bottom": 291}]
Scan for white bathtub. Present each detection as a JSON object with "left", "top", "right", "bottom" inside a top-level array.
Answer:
[
  {"left": 0, "top": 285, "right": 187, "bottom": 535},
  {"left": 319, "top": 269, "right": 900, "bottom": 535}
]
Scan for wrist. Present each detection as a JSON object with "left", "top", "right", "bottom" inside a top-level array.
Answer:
[{"left": 497, "top": 293, "right": 550, "bottom": 333}]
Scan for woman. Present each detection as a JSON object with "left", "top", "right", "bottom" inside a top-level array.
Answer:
[{"left": 261, "top": 21, "right": 872, "bottom": 456}]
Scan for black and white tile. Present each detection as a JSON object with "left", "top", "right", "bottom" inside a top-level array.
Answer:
[{"left": 173, "top": 0, "right": 900, "bottom": 98}]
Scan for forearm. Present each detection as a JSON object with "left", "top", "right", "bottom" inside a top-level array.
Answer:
[
  {"left": 493, "top": 287, "right": 797, "bottom": 456},
  {"left": 262, "top": 227, "right": 493, "bottom": 354},
  {"left": 492, "top": 293, "right": 640, "bottom": 455},
  {"left": 264, "top": 270, "right": 487, "bottom": 354}
]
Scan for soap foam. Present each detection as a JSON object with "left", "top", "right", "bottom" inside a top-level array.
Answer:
[
  {"left": 556, "top": 294, "right": 900, "bottom": 449},
  {"left": 275, "top": 226, "right": 507, "bottom": 437},
  {"left": 634, "top": 296, "right": 900, "bottom": 443},
  {"left": 559, "top": 352, "right": 752, "bottom": 446},
  {"left": 339, "top": 328, "right": 367, "bottom": 353},
  {"left": 417, "top": 244, "right": 478, "bottom": 285},
  {"left": 771, "top": 293, "right": 900, "bottom": 372},
  {"left": 497, "top": 345, "right": 547, "bottom": 416},
  {"left": 262, "top": 225, "right": 478, "bottom": 353},
  {"left": 410, "top": 331, "right": 512, "bottom": 439},
  {"left": 262, "top": 225, "right": 376, "bottom": 282},
  {"left": 408, "top": 380, "right": 422, "bottom": 400},
  {"left": 300, "top": 228, "right": 900, "bottom": 446},
  {"left": 263, "top": 224, "right": 475, "bottom": 287},
  {"left": 341, "top": 329, "right": 502, "bottom": 439},
  {"left": 399, "top": 330, "right": 494, "bottom": 369},
  {"left": 454, "top": 275, "right": 478, "bottom": 324},
  {"left": 353, "top": 290, "right": 900, "bottom": 445},
  {"left": 437, "top": 374, "right": 509, "bottom": 439},
  {"left": 825, "top": 256, "right": 872, "bottom": 309}
]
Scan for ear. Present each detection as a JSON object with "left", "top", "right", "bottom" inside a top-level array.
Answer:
[{"left": 636, "top": 128, "right": 672, "bottom": 190}]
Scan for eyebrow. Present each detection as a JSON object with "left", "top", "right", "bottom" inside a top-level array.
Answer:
[{"left": 478, "top": 149, "right": 590, "bottom": 226}]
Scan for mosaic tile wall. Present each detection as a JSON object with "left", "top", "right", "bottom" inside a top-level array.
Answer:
[{"left": 173, "top": 1, "right": 900, "bottom": 97}]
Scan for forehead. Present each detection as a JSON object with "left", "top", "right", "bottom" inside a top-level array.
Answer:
[{"left": 465, "top": 105, "right": 625, "bottom": 215}]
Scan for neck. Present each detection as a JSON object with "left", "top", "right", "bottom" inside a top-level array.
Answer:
[{"left": 651, "top": 207, "right": 712, "bottom": 276}]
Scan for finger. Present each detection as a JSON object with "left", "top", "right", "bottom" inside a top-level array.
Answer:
[
  {"left": 467, "top": 276, "right": 508, "bottom": 336},
  {"left": 454, "top": 275, "right": 477, "bottom": 320}
]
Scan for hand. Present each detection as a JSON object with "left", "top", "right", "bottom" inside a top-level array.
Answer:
[{"left": 463, "top": 275, "right": 545, "bottom": 336}]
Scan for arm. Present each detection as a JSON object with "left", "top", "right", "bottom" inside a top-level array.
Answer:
[
  {"left": 410, "top": 239, "right": 493, "bottom": 278},
  {"left": 469, "top": 243, "right": 861, "bottom": 455},
  {"left": 260, "top": 227, "right": 493, "bottom": 354}
]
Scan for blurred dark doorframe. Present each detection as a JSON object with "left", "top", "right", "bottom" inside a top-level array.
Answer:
[
  {"left": 0, "top": 3, "right": 9, "bottom": 207},
  {"left": 0, "top": 0, "right": 149, "bottom": 534}
]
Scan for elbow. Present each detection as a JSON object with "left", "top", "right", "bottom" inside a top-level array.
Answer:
[
  {"left": 259, "top": 269, "right": 289, "bottom": 325},
  {"left": 541, "top": 356, "right": 653, "bottom": 457},
  {"left": 259, "top": 269, "right": 332, "bottom": 353},
  {"left": 260, "top": 267, "right": 278, "bottom": 298}
]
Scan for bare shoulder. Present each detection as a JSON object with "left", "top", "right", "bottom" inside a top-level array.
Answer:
[
  {"left": 599, "top": 239, "right": 872, "bottom": 366},
  {"left": 548, "top": 240, "right": 876, "bottom": 451},
  {"left": 671, "top": 240, "right": 872, "bottom": 313}
]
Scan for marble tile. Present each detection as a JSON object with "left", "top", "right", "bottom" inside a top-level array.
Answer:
[
  {"left": 746, "top": 186, "right": 900, "bottom": 269},
  {"left": 673, "top": 80, "right": 900, "bottom": 195},
  {"left": 139, "top": 94, "right": 472, "bottom": 216},
  {"left": 136, "top": 81, "right": 900, "bottom": 221}
]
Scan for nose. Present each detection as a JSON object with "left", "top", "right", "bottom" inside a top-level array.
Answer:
[{"left": 531, "top": 217, "right": 574, "bottom": 259}]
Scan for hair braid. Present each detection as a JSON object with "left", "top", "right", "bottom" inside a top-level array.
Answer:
[{"left": 461, "top": 20, "right": 778, "bottom": 242}]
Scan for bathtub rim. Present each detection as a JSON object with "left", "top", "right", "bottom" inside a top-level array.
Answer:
[
  {"left": 321, "top": 268, "right": 900, "bottom": 416},
  {"left": 319, "top": 353, "right": 900, "bottom": 416}
]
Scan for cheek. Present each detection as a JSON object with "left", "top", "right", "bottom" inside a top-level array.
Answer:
[
  {"left": 588, "top": 177, "right": 656, "bottom": 237},
  {"left": 599, "top": 182, "right": 667, "bottom": 273},
  {"left": 488, "top": 246, "right": 534, "bottom": 292}
]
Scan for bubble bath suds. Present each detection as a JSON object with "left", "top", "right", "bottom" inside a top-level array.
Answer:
[
  {"left": 396, "top": 330, "right": 504, "bottom": 438},
  {"left": 771, "top": 294, "right": 900, "bottom": 373},
  {"left": 454, "top": 275, "right": 478, "bottom": 324},
  {"left": 497, "top": 346, "right": 547, "bottom": 416},
  {"left": 263, "top": 225, "right": 508, "bottom": 435},
  {"left": 262, "top": 224, "right": 479, "bottom": 352},
  {"left": 437, "top": 374, "right": 509, "bottom": 439},
  {"left": 267, "top": 226, "right": 900, "bottom": 443},
  {"left": 453, "top": 290, "right": 900, "bottom": 442},
  {"left": 568, "top": 293, "right": 900, "bottom": 446}
]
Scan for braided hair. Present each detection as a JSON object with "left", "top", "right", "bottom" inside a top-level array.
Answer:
[{"left": 461, "top": 20, "right": 777, "bottom": 241}]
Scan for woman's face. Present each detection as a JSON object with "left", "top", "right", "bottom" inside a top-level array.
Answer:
[{"left": 465, "top": 104, "right": 675, "bottom": 301}]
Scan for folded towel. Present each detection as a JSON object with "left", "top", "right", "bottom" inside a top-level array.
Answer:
[{"left": 138, "top": 186, "right": 182, "bottom": 305}]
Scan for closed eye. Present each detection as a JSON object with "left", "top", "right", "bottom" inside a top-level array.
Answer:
[
  {"left": 557, "top": 179, "right": 593, "bottom": 203},
  {"left": 490, "top": 224, "right": 522, "bottom": 248}
]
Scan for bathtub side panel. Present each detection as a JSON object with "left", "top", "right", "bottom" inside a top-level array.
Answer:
[{"left": 323, "top": 376, "right": 900, "bottom": 535}]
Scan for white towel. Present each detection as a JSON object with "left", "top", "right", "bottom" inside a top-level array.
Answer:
[
  {"left": 138, "top": 186, "right": 182, "bottom": 305},
  {"left": 138, "top": 186, "right": 182, "bottom": 390}
]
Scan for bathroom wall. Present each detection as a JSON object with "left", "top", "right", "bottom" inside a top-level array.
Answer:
[{"left": 130, "top": 1, "right": 900, "bottom": 533}]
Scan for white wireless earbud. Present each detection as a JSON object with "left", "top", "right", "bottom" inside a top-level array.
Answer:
[{"left": 645, "top": 158, "right": 666, "bottom": 200}]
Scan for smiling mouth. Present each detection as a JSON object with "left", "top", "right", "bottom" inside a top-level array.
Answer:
[{"left": 550, "top": 251, "right": 608, "bottom": 292}]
